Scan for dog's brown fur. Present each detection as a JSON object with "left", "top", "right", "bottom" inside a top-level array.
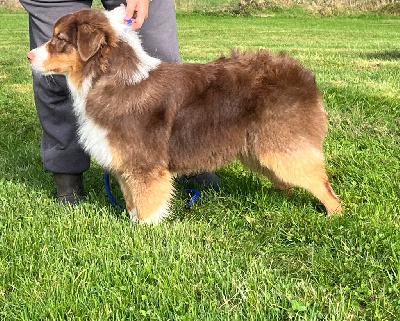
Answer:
[{"left": 28, "top": 8, "right": 342, "bottom": 223}]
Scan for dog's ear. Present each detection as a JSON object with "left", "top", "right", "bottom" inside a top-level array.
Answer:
[{"left": 77, "top": 23, "right": 106, "bottom": 62}]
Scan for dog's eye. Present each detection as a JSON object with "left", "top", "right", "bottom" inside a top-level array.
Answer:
[
  {"left": 49, "top": 33, "right": 74, "bottom": 53},
  {"left": 56, "top": 34, "right": 68, "bottom": 42}
]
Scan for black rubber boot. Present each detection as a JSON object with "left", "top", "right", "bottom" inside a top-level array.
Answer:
[
  {"left": 53, "top": 173, "right": 85, "bottom": 205},
  {"left": 183, "top": 172, "right": 221, "bottom": 191}
]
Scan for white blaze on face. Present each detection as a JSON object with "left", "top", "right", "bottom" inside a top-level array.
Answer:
[{"left": 28, "top": 43, "right": 50, "bottom": 73}]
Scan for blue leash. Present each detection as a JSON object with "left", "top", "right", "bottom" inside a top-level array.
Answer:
[
  {"left": 104, "top": 171, "right": 200, "bottom": 209},
  {"left": 104, "top": 171, "right": 123, "bottom": 208}
]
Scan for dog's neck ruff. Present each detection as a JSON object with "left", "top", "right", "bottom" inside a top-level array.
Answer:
[
  {"left": 68, "top": 76, "right": 92, "bottom": 118},
  {"left": 64, "top": 7, "right": 161, "bottom": 169},
  {"left": 105, "top": 7, "right": 161, "bottom": 85}
]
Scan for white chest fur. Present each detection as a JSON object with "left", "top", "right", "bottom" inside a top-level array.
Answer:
[{"left": 68, "top": 77, "right": 113, "bottom": 169}]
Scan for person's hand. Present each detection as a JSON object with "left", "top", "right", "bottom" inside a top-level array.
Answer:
[{"left": 124, "top": 0, "right": 149, "bottom": 29}]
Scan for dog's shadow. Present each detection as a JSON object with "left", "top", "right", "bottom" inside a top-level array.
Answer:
[{"left": 170, "top": 161, "right": 326, "bottom": 224}]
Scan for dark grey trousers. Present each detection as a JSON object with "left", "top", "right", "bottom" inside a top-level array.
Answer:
[{"left": 20, "top": 0, "right": 181, "bottom": 174}]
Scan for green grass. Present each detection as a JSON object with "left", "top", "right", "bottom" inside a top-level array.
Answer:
[
  {"left": 175, "top": 0, "right": 399, "bottom": 15},
  {"left": 1, "top": 8, "right": 400, "bottom": 320}
]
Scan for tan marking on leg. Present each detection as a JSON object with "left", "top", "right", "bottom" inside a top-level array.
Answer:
[
  {"left": 110, "top": 146, "right": 124, "bottom": 172},
  {"left": 258, "top": 148, "right": 342, "bottom": 215},
  {"left": 119, "top": 169, "right": 174, "bottom": 223},
  {"left": 239, "top": 155, "right": 293, "bottom": 195},
  {"left": 115, "top": 171, "right": 135, "bottom": 211}
]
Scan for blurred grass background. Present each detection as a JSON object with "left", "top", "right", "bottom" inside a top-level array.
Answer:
[{"left": 173, "top": 0, "right": 400, "bottom": 15}]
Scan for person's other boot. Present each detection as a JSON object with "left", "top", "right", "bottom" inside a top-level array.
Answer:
[
  {"left": 184, "top": 172, "right": 221, "bottom": 191},
  {"left": 53, "top": 173, "right": 85, "bottom": 205}
]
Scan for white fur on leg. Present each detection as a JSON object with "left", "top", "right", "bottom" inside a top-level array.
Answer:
[
  {"left": 128, "top": 208, "right": 139, "bottom": 223},
  {"left": 128, "top": 204, "right": 170, "bottom": 224},
  {"left": 141, "top": 203, "right": 170, "bottom": 225}
]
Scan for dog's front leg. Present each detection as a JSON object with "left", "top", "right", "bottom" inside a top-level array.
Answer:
[
  {"left": 115, "top": 172, "right": 139, "bottom": 222},
  {"left": 116, "top": 169, "right": 174, "bottom": 224}
]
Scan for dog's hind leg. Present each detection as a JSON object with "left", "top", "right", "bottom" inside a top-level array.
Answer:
[
  {"left": 239, "top": 156, "right": 293, "bottom": 196},
  {"left": 257, "top": 148, "right": 342, "bottom": 215},
  {"left": 116, "top": 169, "right": 174, "bottom": 224}
]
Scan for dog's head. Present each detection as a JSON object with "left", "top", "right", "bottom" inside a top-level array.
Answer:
[
  {"left": 27, "top": 7, "right": 160, "bottom": 88},
  {"left": 27, "top": 9, "right": 120, "bottom": 79}
]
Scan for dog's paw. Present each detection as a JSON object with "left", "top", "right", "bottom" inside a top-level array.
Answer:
[
  {"left": 128, "top": 208, "right": 140, "bottom": 223},
  {"left": 141, "top": 204, "right": 170, "bottom": 225}
]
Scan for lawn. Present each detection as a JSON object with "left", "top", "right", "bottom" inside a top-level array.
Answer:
[{"left": 1, "top": 7, "right": 400, "bottom": 320}]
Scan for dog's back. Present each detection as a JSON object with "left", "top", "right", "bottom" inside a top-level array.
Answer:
[{"left": 158, "top": 51, "right": 327, "bottom": 174}]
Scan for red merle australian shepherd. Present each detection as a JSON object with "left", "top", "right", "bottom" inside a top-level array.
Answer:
[{"left": 27, "top": 7, "right": 342, "bottom": 223}]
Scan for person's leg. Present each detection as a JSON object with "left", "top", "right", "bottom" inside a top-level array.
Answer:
[
  {"left": 20, "top": 0, "right": 92, "bottom": 203},
  {"left": 136, "top": 0, "right": 182, "bottom": 63}
]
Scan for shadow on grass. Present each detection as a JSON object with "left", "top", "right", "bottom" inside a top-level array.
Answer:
[{"left": 364, "top": 49, "right": 400, "bottom": 61}]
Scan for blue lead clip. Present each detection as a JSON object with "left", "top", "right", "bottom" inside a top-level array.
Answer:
[
  {"left": 122, "top": 19, "right": 132, "bottom": 33},
  {"left": 184, "top": 189, "right": 201, "bottom": 209}
]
